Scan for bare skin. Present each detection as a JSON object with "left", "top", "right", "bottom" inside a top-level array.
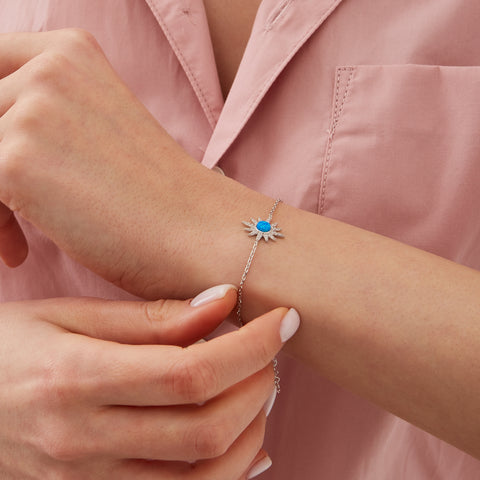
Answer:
[
  {"left": 0, "top": 19, "right": 285, "bottom": 477},
  {"left": 0, "top": 286, "right": 297, "bottom": 478},
  {"left": 202, "top": 0, "right": 262, "bottom": 97},
  {"left": 1, "top": 15, "right": 480, "bottom": 476}
]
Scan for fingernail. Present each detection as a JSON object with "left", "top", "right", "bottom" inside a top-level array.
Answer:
[
  {"left": 190, "top": 284, "right": 237, "bottom": 308},
  {"left": 263, "top": 388, "right": 277, "bottom": 417},
  {"left": 280, "top": 308, "right": 300, "bottom": 343},
  {"left": 247, "top": 456, "right": 273, "bottom": 479}
]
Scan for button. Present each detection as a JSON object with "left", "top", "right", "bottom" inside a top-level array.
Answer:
[{"left": 212, "top": 166, "right": 225, "bottom": 176}]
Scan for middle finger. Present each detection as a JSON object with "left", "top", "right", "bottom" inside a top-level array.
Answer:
[
  {"left": 89, "top": 365, "right": 274, "bottom": 461},
  {"left": 85, "top": 308, "right": 287, "bottom": 407}
]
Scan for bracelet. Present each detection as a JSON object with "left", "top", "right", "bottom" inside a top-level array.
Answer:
[{"left": 236, "top": 199, "right": 284, "bottom": 393}]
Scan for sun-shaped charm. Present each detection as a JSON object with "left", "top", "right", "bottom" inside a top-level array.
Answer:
[{"left": 243, "top": 218, "right": 284, "bottom": 242}]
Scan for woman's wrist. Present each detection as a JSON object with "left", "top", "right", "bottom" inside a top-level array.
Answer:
[
  {"left": 176, "top": 172, "right": 276, "bottom": 300},
  {"left": 125, "top": 158, "right": 275, "bottom": 301}
]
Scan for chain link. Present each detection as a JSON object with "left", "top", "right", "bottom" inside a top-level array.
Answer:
[{"left": 236, "top": 199, "right": 282, "bottom": 393}]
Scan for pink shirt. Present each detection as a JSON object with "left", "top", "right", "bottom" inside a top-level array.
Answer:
[{"left": 2, "top": 1, "right": 480, "bottom": 478}]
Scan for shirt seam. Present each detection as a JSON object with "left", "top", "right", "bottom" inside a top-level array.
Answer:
[
  {"left": 145, "top": 0, "right": 217, "bottom": 129},
  {"left": 319, "top": 66, "right": 355, "bottom": 215}
]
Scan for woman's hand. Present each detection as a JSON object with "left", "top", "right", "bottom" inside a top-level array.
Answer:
[
  {"left": 0, "top": 28, "right": 237, "bottom": 297},
  {"left": 0, "top": 29, "right": 278, "bottom": 302},
  {"left": 0, "top": 285, "right": 299, "bottom": 479}
]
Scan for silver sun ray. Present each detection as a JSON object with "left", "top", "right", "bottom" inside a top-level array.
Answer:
[{"left": 242, "top": 217, "right": 284, "bottom": 242}]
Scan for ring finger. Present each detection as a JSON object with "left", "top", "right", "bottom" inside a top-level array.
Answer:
[{"left": 116, "top": 412, "right": 268, "bottom": 480}]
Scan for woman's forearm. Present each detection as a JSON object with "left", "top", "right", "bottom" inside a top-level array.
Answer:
[
  {"left": 157, "top": 173, "right": 480, "bottom": 458},
  {"left": 2, "top": 28, "right": 478, "bottom": 458},
  {"left": 246, "top": 204, "right": 480, "bottom": 458}
]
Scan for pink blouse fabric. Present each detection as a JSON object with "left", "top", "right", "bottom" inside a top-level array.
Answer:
[{"left": 2, "top": 1, "right": 480, "bottom": 478}]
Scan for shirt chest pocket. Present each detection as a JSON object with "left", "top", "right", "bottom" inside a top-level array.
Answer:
[{"left": 320, "top": 64, "right": 480, "bottom": 267}]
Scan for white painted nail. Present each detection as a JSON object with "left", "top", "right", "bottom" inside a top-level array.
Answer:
[
  {"left": 247, "top": 456, "right": 273, "bottom": 479},
  {"left": 279, "top": 308, "right": 300, "bottom": 343},
  {"left": 190, "top": 284, "right": 237, "bottom": 308},
  {"left": 263, "top": 388, "right": 277, "bottom": 417}
]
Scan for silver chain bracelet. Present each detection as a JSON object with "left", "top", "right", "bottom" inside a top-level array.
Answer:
[{"left": 236, "top": 199, "right": 284, "bottom": 393}]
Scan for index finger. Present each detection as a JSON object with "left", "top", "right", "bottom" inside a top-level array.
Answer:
[
  {"left": 0, "top": 31, "right": 49, "bottom": 78},
  {"left": 0, "top": 28, "right": 101, "bottom": 79},
  {"left": 84, "top": 307, "right": 300, "bottom": 406}
]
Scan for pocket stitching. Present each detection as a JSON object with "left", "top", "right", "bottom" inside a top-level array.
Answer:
[{"left": 319, "top": 66, "right": 355, "bottom": 215}]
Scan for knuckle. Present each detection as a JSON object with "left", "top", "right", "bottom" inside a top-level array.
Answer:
[
  {"left": 36, "top": 365, "right": 70, "bottom": 405},
  {"left": 60, "top": 27, "right": 101, "bottom": 52},
  {"left": 37, "top": 422, "right": 79, "bottom": 462},
  {"left": 143, "top": 300, "right": 169, "bottom": 342},
  {"left": 25, "top": 350, "right": 92, "bottom": 463},
  {"left": 192, "top": 353, "right": 220, "bottom": 401},
  {"left": 27, "top": 51, "right": 71, "bottom": 86},
  {"left": 189, "top": 421, "right": 230, "bottom": 459},
  {"left": 243, "top": 331, "right": 272, "bottom": 369},
  {"left": 143, "top": 299, "right": 168, "bottom": 324},
  {"left": 257, "top": 341, "right": 272, "bottom": 366},
  {"left": 0, "top": 129, "right": 40, "bottom": 213},
  {"left": 0, "top": 146, "right": 24, "bottom": 188},
  {"left": 14, "top": 91, "right": 53, "bottom": 133},
  {"left": 34, "top": 346, "right": 86, "bottom": 407},
  {"left": 167, "top": 352, "right": 219, "bottom": 403}
]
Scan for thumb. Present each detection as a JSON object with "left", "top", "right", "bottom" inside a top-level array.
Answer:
[{"left": 37, "top": 284, "right": 237, "bottom": 346}]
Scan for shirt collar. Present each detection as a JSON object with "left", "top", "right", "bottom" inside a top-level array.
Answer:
[
  {"left": 144, "top": 0, "right": 224, "bottom": 129},
  {"left": 144, "top": 0, "right": 345, "bottom": 167}
]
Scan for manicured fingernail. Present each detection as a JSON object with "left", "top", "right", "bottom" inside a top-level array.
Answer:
[
  {"left": 247, "top": 456, "right": 273, "bottom": 479},
  {"left": 263, "top": 388, "right": 277, "bottom": 417},
  {"left": 190, "top": 284, "right": 237, "bottom": 308},
  {"left": 280, "top": 308, "right": 300, "bottom": 343}
]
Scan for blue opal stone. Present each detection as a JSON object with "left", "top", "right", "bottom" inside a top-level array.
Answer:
[{"left": 256, "top": 221, "right": 271, "bottom": 232}]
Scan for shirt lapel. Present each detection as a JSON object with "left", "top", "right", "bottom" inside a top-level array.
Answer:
[
  {"left": 202, "top": 0, "right": 345, "bottom": 168},
  {"left": 144, "top": 0, "right": 224, "bottom": 130}
]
